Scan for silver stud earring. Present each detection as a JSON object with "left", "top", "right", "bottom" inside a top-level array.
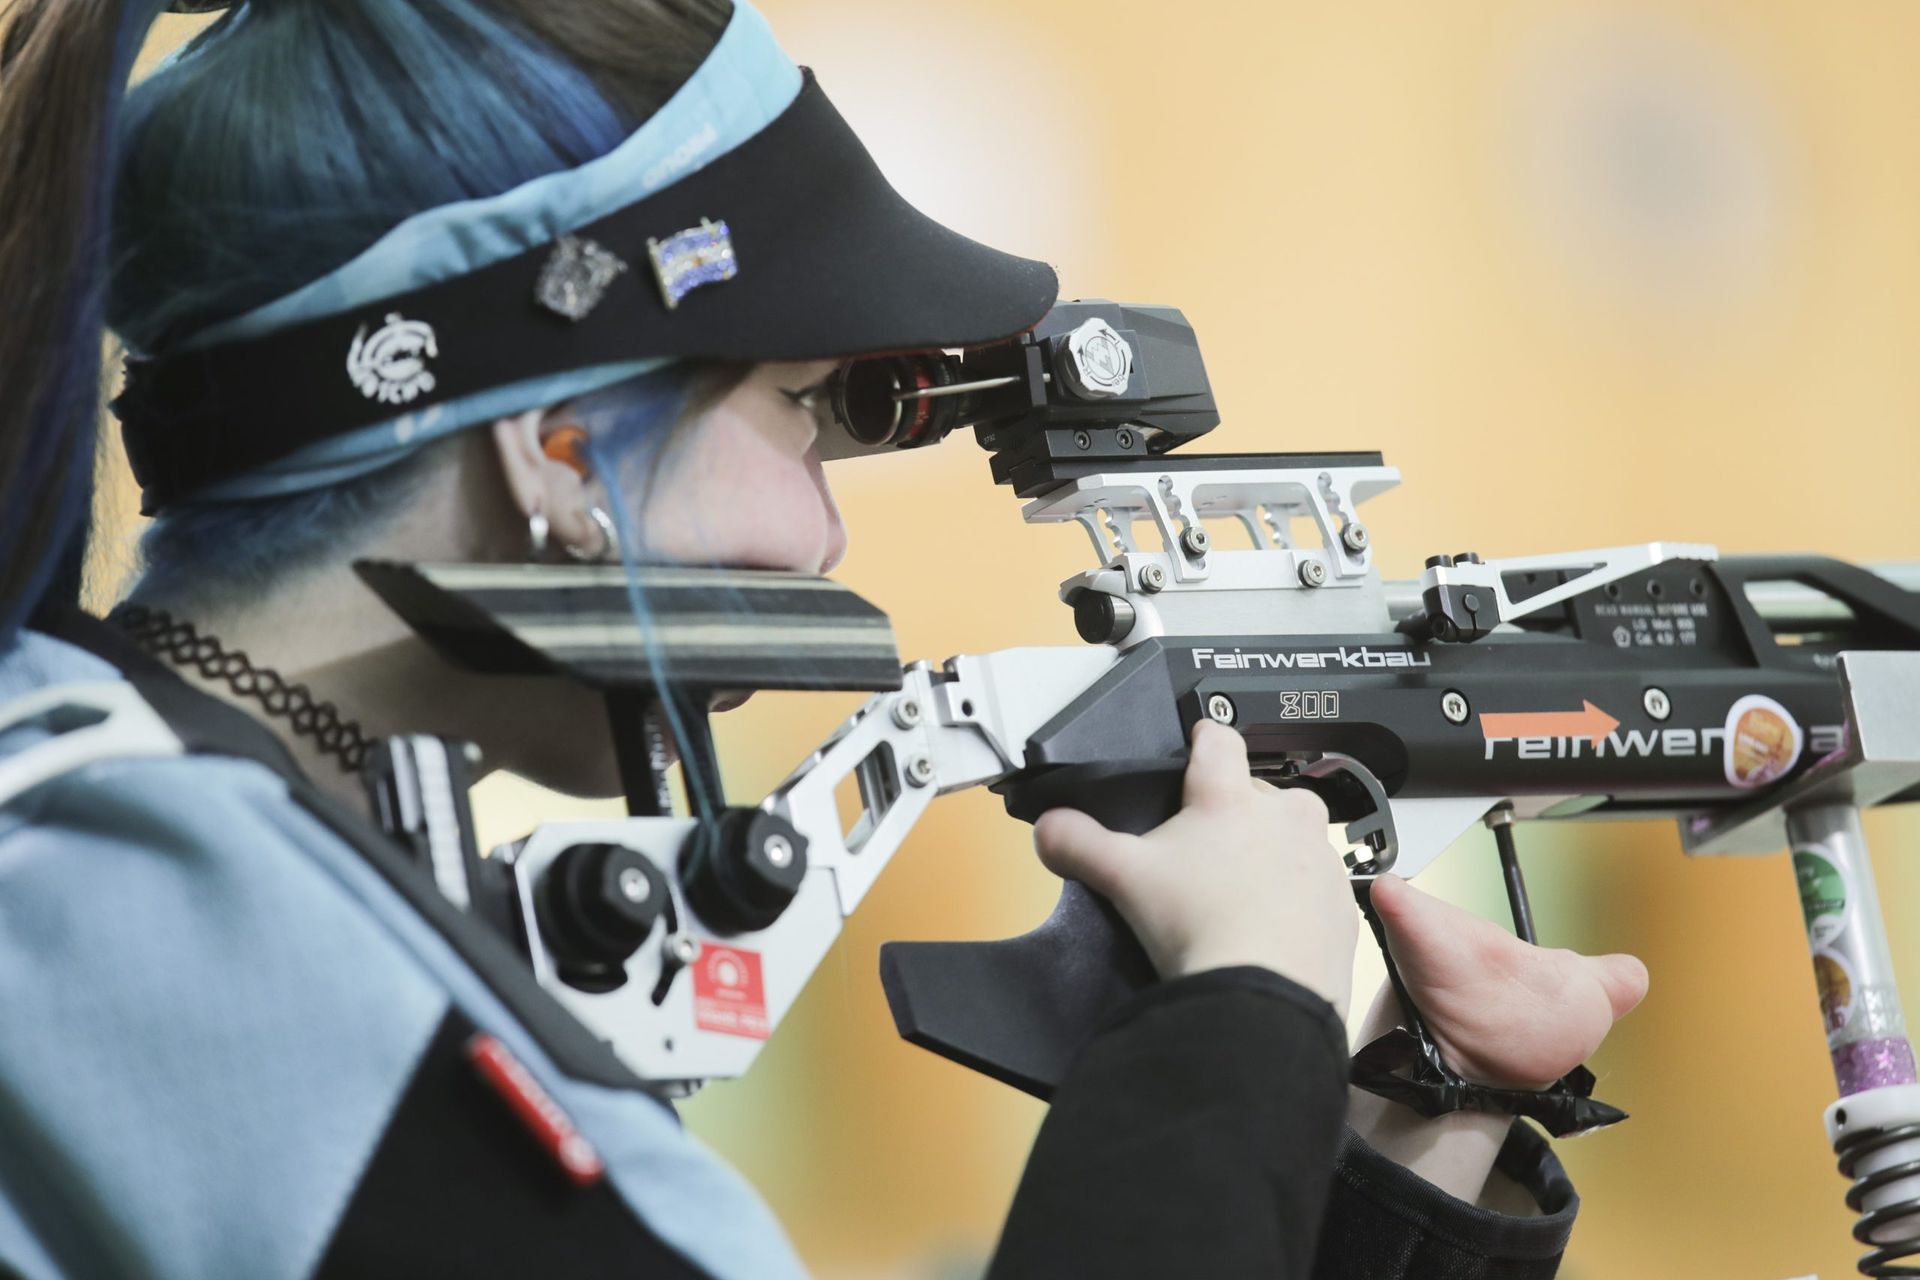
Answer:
[{"left": 527, "top": 509, "right": 551, "bottom": 560}]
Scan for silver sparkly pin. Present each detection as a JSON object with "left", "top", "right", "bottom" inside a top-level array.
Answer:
[
  {"left": 647, "top": 218, "right": 738, "bottom": 311},
  {"left": 536, "top": 236, "right": 629, "bottom": 321}
]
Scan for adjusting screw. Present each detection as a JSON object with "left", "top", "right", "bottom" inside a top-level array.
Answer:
[
  {"left": 1643, "top": 687, "right": 1672, "bottom": 721},
  {"left": 1180, "top": 526, "right": 1211, "bottom": 558},
  {"left": 1205, "top": 693, "right": 1236, "bottom": 725},
  {"left": 664, "top": 933, "right": 700, "bottom": 966},
  {"left": 905, "top": 755, "right": 936, "bottom": 788},
  {"left": 1298, "top": 558, "right": 1329, "bottom": 588},
  {"left": 1138, "top": 562, "right": 1169, "bottom": 593},
  {"left": 763, "top": 834, "right": 794, "bottom": 869},
  {"left": 1440, "top": 689, "right": 1471, "bottom": 725},
  {"left": 1341, "top": 523, "right": 1370, "bottom": 554},
  {"left": 890, "top": 696, "right": 923, "bottom": 729},
  {"left": 617, "top": 867, "right": 653, "bottom": 905},
  {"left": 1072, "top": 429, "right": 1092, "bottom": 450}
]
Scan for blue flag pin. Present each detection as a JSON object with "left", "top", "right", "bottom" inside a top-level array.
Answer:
[{"left": 647, "top": 218, "right": 739, "bottom": 311}]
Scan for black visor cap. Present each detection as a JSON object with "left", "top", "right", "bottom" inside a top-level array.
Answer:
[{"left": 116, "top": 71, "right": 1060, "bottom": 511}]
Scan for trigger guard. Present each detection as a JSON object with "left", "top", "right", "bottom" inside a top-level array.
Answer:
[{"left": 1285, "top": 752, "right": 1397, "bottom": 874}]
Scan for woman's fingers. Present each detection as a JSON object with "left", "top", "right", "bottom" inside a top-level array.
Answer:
[
  {"left": 1032, "top": 807, "right": 1139, "bottom": 902},
  {"left": 1028, "top": 721, "right": 1357, "bottom": 1009},
  {"left": 1182, "top": 719, "right": 1251, "bottom": 810}
]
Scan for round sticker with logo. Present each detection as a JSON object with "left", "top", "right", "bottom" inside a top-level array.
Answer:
[
  {"left": 1813, "top": 948, "right": 1856, "bottom": 1039},
  {"left": 1723, "top": 693, "right": 1804, "bottom": 789},
  {"left": 1793, "top": 845, "right": 1850, "bottom": 948}
]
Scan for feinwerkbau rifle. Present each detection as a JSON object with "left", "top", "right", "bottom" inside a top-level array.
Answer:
[{"left": 353, "top": 301, "right": 1920, "bottom": 1275}]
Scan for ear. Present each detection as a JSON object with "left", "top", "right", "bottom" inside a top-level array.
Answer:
[
  {"left": 489, "top": 407, "right": 599, "bottom": 554},
  {"left": 490, "top": 409, "right": 550, "bottom": 521}
]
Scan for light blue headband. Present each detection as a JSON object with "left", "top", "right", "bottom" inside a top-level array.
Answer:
[{"left": 186, "top": 1, "right": 801, "bottom": 503}]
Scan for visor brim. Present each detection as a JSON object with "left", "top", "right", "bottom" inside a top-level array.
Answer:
[{"left": 117, "top": 72, "right": 1059, "bottom": 510}]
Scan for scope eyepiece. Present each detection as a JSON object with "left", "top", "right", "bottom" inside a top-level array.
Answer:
[
  {"left": 815, "top": 302, "right": 1219, "bottom": 489},
  {"left": 825, "top": 353, "right": 970, "bottom": 449}
]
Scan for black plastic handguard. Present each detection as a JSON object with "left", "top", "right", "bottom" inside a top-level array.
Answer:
[{"left": 878, "top": 754, "right": 1389, "bottom": 1099}]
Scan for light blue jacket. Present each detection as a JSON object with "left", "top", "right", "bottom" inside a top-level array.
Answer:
[{"left": 0, "top": 628, "right": 807, "bottom": 1280}]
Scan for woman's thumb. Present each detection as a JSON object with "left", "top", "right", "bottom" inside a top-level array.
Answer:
[{"left": 1589, "top": 953, "right": 1650, "bottom": 1019}]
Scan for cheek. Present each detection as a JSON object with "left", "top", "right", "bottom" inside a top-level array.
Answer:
[{"left": 642, "top": 415, "right": 833, "bottom": 570}]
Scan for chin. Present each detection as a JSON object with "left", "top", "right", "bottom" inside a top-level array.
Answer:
[
  {"left": 506, "top": 746, "right": 627, "bottom": 802},
  {"left": 488, "top": 687, "right": 627, "bottom": 800}
]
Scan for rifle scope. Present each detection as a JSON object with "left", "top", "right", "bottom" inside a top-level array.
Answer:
[{"left": 821, "top": 302, "right": 1222, "bottom": 490}]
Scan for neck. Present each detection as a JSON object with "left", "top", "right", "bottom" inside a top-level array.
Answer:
[
  {"left": 126, "top": 443, "right": 626, "bottom": 815},
  {"left": 132, "top": 564, "right": 625, "bottom": 816},
  {"left": 133, "top": 568, "right": 456, "bottom": 818}
]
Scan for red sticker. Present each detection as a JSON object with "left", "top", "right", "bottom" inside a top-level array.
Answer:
[
  {"left": 693, "top": 945, "right": 770, "bottom": 1040},
  {"left": 465, "top": 1033, "right": 604, "bottom": 1187}
]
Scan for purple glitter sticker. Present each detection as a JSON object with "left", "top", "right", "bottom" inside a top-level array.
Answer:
[{"left": 1834, "top": 1036, "right": 1919, "bottom": 1096}]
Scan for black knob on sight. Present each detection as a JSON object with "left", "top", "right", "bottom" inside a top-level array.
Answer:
[
  {"left": 680, "top": 809, "right": 808, "bottom": 935},
  {"left": 1069, "top": 588, "right": 1137, "bottom": 646},
  {"left": 538, "top": 843, "right": 669, "bottom": 992}
]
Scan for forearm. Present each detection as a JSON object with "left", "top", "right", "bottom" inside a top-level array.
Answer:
[
  {"left": 1345, "top": 982, "right": 1529, "bottom": 1211},
  {"left": 1316, "top": 984, "right": 1578, "bottom": 1278},
  {"left": 989, "top": 967, "right": 1349, "bottom": 1280}
]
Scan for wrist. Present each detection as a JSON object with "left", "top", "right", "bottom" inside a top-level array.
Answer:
[
  {"left": 1171, "top": 948, "right": 1349, "bottom": 1019},
  {"left": 1347, "top": 1083, "right": 1519, "bottom": 1207},
  {"left": 1352, "top": 982, "right": 1557, "bottom": 1091}
]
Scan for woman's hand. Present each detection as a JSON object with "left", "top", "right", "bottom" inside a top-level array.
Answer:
[
  {"left": 1368, "top": 872, "right": 1649, "bottom": 1088},
  {"left": 1342, "top": 875, "right": 1649, "bottom": 1209},
  {"left": 1030, "top": 720, "right": 1359, "bottom": 1017}
]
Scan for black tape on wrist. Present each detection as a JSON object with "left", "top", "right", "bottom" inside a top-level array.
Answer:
[{"left": 1350, "top": 1025, "right": 1627, "bottom": 1139}]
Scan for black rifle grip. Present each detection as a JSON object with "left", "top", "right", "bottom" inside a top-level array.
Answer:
[{"left": 878, "top": 761, "right": 1186, "bottom": 1099}]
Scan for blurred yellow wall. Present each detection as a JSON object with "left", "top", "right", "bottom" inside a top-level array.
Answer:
[{"left": 81, "top": 2, "right": 1920, "bottom": 1277}]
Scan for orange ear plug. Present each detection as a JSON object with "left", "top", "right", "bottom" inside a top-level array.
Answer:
[{"left": 543, "top": 424, "right": 592, "bottom": 477}]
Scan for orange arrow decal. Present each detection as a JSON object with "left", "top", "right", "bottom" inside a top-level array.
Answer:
[{"left": 1478, "top": 701, "right": 1621, "bottom": 744}]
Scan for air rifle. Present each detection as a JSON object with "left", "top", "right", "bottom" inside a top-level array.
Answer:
[{"left": 360, "top": 302, "right": 1920, "bottom": 1276}]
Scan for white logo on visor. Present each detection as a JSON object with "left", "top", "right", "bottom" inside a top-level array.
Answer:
[
  {"left": 347, "top": 313, "right": 439, "bottom": 405},
  {"left": 643, "top": 121, "right": 719, "bottom": 190}
]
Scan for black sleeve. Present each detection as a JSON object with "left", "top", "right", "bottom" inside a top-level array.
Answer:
[
  {"left": 1311, "top": 1120, "right": 1579, "bottom": 1280},
  {"left": 986, "top": 966, "right": 1349, "bottom": 1280}
]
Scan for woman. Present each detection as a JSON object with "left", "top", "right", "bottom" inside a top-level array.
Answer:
[{"left": 0, "top": 1, "right": 1646, "bottom": 1276}]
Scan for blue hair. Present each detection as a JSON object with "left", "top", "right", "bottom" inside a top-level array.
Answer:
[
  {"left": 0, "top": 0, "right": 731, "bottom": 636},
  {"left": 112, "top": 1, "right": 640, "bottom": 350}
]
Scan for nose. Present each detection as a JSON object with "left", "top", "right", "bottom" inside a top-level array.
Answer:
[
  {"left": 818, "top": 509, "right": 848, "bottom": 574},
  {"left": 808, "top": 449, "right": 849, "bottom": 574}
]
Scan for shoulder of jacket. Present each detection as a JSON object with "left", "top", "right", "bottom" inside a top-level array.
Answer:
[{"left": 0, "top": 680, "right": 187, "bottom": 813}]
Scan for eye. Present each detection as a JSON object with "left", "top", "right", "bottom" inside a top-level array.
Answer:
[{"left": 780, "top": 370, "right": 837, "bottom": 415}]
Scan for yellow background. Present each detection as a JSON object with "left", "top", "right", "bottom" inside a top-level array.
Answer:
[{"left": 87, "top": 2, "right": 1920, "bottom": 1276}]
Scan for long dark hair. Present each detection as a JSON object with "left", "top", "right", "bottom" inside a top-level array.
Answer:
[{"left": 0, "top": 0, "right": 733, "bottom": 640}]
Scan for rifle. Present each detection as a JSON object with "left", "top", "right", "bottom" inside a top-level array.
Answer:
[{"left": 360, "top": 301, "right": 1920, "bottom": 1275}]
